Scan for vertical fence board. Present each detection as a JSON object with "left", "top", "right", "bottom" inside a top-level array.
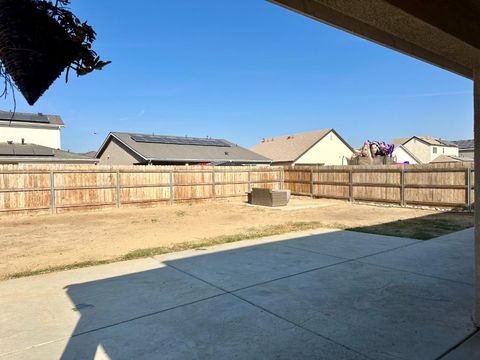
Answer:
[{"left": 0, "top": 165, "right": 282, "bottom": 214}]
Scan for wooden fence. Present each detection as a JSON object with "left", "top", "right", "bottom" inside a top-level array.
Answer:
[
  {"left": 284, "top": 164, "right": 475, "bottom": 209},
  {"left": 0, "top": 163, "right": 475, "bottom": 215},
  {"left": 0, "top": 165, "right": 283, "bottom": 214}
]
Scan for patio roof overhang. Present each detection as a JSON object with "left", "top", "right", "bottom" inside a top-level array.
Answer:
[
  {"left": 268, "top": 0, "right": 480, "bottom": 327},
  {"left": 269, "top": 0, "right": 480, "bottom": 78}
]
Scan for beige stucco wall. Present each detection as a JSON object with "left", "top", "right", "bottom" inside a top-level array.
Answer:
[
  {"left": 403, "top": 138, "right": 459, "bottom": 163},
  {"left": 435, "top": 145, "right": 458, "bottom": 160},
  {"left": 0, "top": 125, "right": 61, "bottom": 148},
  {"left": 295, "top": 132, "right": 353, "bottom": 166},
  {"left": 393, "top": 147, "right": 418, "bottom": 164},
  {"left": 98, "top": 138, "right": 144, "bottom": 165},
  {"left": 403, "top": 139, "right": 430, "bottom": 163},
  {"left": 459, "top": 150, "right": 474, "bottom": 159}
]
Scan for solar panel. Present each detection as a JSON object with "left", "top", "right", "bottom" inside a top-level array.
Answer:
[
  {"left": 131, "top": 135, "right": 231, "bottom": 147},
  {"left": 0, "top": 112, "right": 50, "bottom": 123}
]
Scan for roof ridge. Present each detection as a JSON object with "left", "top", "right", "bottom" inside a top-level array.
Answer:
[
  {"left": 112, "top": 131, "right": 228, "bottom": 141},
  {"left": 264, "top": 129, "right": 332, "bottom": 140}
]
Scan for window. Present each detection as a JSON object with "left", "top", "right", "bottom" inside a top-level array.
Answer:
[{"left": 433, "top": 147, "right": 437, "bottom": 154}]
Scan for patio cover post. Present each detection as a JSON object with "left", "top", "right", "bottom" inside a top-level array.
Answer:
[{"left": 475, "top": 67, "right": 480, "bottom": 326}]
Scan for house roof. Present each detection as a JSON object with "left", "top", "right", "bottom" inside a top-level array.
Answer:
[
  {"left": 431, "top": 154, "right": 473, "bottom": 163},
  {"left": 0, "top": 110, "right": 64, "bottom": 126},
  {"left": 392, "top": 137, "right": 409, "bottom": 146},
  {"left": 450, "top": 139, "right": 474, "bottom": 150},
  {"left": 251, "top": 129, "right": 352, "bottom": 163},
  {"left": 97, "top": 132, "right": 271, "bottom": 164},
  {"left": 80, "top": 151, "right": 98, "bottom": 158},
  {"left": 0, "top": 142, "right": 97, "bottom": 163},
  {"left": 400, "top": 136, "right": 458, "bottom": 147}
]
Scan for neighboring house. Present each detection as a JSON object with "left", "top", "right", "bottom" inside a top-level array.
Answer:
[
  {"left": 394, "top": 136, "right": 458, "bottom": 164},
  {"left": 80, "top": 151, "right": 98, "bottom": 158},
  {"left": 392, "top": 144, "right": 421, "bottom": 164},
  {"left": 0, "top": 142, "right": 98, "bottom": 164},
  {"left": 431, "top": 155, "right": 473, "bottom": 164},
  {"left": 251, "top": 129, "right": 354, "bottom": 166},
  {"left": 96, "top": 132, "right": 271, "bottom": 166},
  {"left": 450, "top": 139, "right": 474, "bottom": 160},
  {"left": 0, "top": 110, "right": 64, "bottom": 149}
]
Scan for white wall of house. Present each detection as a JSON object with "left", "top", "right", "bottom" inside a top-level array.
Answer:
[
  {"left": 403, "top": 138, "right": 458, "bottom": 163},
  {"left": 430, "top": 144, "right": 458, "bottom": 161},
  {"left": 295, "top": 131, "right": 353, "bottom": 166},
  {"left": 393, "top": 146, "right": 419, "bottom": 164},
  {"left": 0, "top": 125, "right": 61, "bottom": 148}
]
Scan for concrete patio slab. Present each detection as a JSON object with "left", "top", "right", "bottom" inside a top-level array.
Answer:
[
  {"left": 3, "top": 294, "right": 367, "bottom": 360},
  {"left": 442, "top": 331, "right": 480, "bottom": 360},
  {"left": 166, "top": 242, "right": 345, "bottom": 291},
  {"left": 0, "top": 228, "right": 476, "bottom": 360},
  {"left": 283, "top": 230, "right": 419, "bottom": 259},
  {"left": 0, "top": 260, "right": 223, "bottom": 357},
  {"left": 361, "top": 228, "right": 474, "bottom": 284},
  {"left": 235, "top": 261, "right": 475, "bottom": 360}
]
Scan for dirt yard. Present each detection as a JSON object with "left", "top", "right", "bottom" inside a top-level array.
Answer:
[{"left": 0, "top": 197, "right": 473, "bottom": 279}]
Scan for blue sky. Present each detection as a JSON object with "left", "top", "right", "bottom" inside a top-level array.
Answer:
[{"left": 6, "top": 0, "right": 474, "bottom": 152}]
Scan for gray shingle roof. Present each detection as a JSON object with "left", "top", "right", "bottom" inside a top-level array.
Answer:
[
  {"left": 401, "top": 136, "right": 458, "bottom": 147},
  {"left": 0, "top": 110, "right": 64, "bottom": 126},
  {"left": 101, "top": 132, "right": 271, "bottom": 164},
  {"left": 450, "top": 139, "right": 474, "bottom": 150},
  {"left": 0, "top": 142, "right": 97, "bottom": 163},
  {"left": 431, "top": 155, "right": 473, "bottom": 163}
]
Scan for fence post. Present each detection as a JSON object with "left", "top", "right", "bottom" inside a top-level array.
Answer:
[
  {"left": 50, "top": 171, "right": 56, "bottom": 214},
  {"left": 467, "top": 167, "right": 472, "bottom": 210},
  {"left": 169, "top": 170, "right": 174, "bottom": 205},
  {"left": 116, "top": 170, "right": 121, "bottom": 208},
  {"left": 280, "top": 168, "right": 284, "bottom": 190},
  {"left": 248, "top": 169, "right": 252, "bottom": 192},
  {"left": 310, "top": 169, "right": 314, "bottom": 198},
  {"left": 348, "top": 169, "right": 353, "bottom": 202},
  {"left": 400, "top": 168, "right": 405, "bottom": 206},
  {"left": 212, "top": 168, "right": 216, "bottom": 200}
]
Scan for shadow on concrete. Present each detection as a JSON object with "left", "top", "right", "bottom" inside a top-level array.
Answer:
[
  {"left": 347, "top": 210, "right": 473, "bottom": 240},
  {"left": 55, "top": 219, "right": 475, "bottom": 360}
]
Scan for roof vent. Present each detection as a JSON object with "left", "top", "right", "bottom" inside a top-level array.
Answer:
[{"left": 21, "top": 138, "right": 25, "bottom": 145}]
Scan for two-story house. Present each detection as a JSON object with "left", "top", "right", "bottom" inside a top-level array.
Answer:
[
  {"left": 0, "top": 110, "right": 63, "bottom": 148},
  {"left": 0, "top": 111, "right": 97, "bottom": 164},
  {"left": 393, "top": 136, "right": 458, "bottom": 164}
]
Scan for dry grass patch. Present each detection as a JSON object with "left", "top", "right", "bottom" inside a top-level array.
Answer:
[{"left": 3, "top": 221, "right": 330, "bottom": 280}]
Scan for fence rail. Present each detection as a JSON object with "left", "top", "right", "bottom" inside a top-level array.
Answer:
[
  {"left": 0, "top": 163, "right": 475, "bottom": 215},
  {"left": 0, "top": 165, "right": 283, "bottom": 214},
  {"left": 283, "top": 163, "right": 474, "bottom": 209}
]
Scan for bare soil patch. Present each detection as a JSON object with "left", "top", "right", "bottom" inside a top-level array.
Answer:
[{"left": 0, "top": 197, "right": 473, "bottom": 279}]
